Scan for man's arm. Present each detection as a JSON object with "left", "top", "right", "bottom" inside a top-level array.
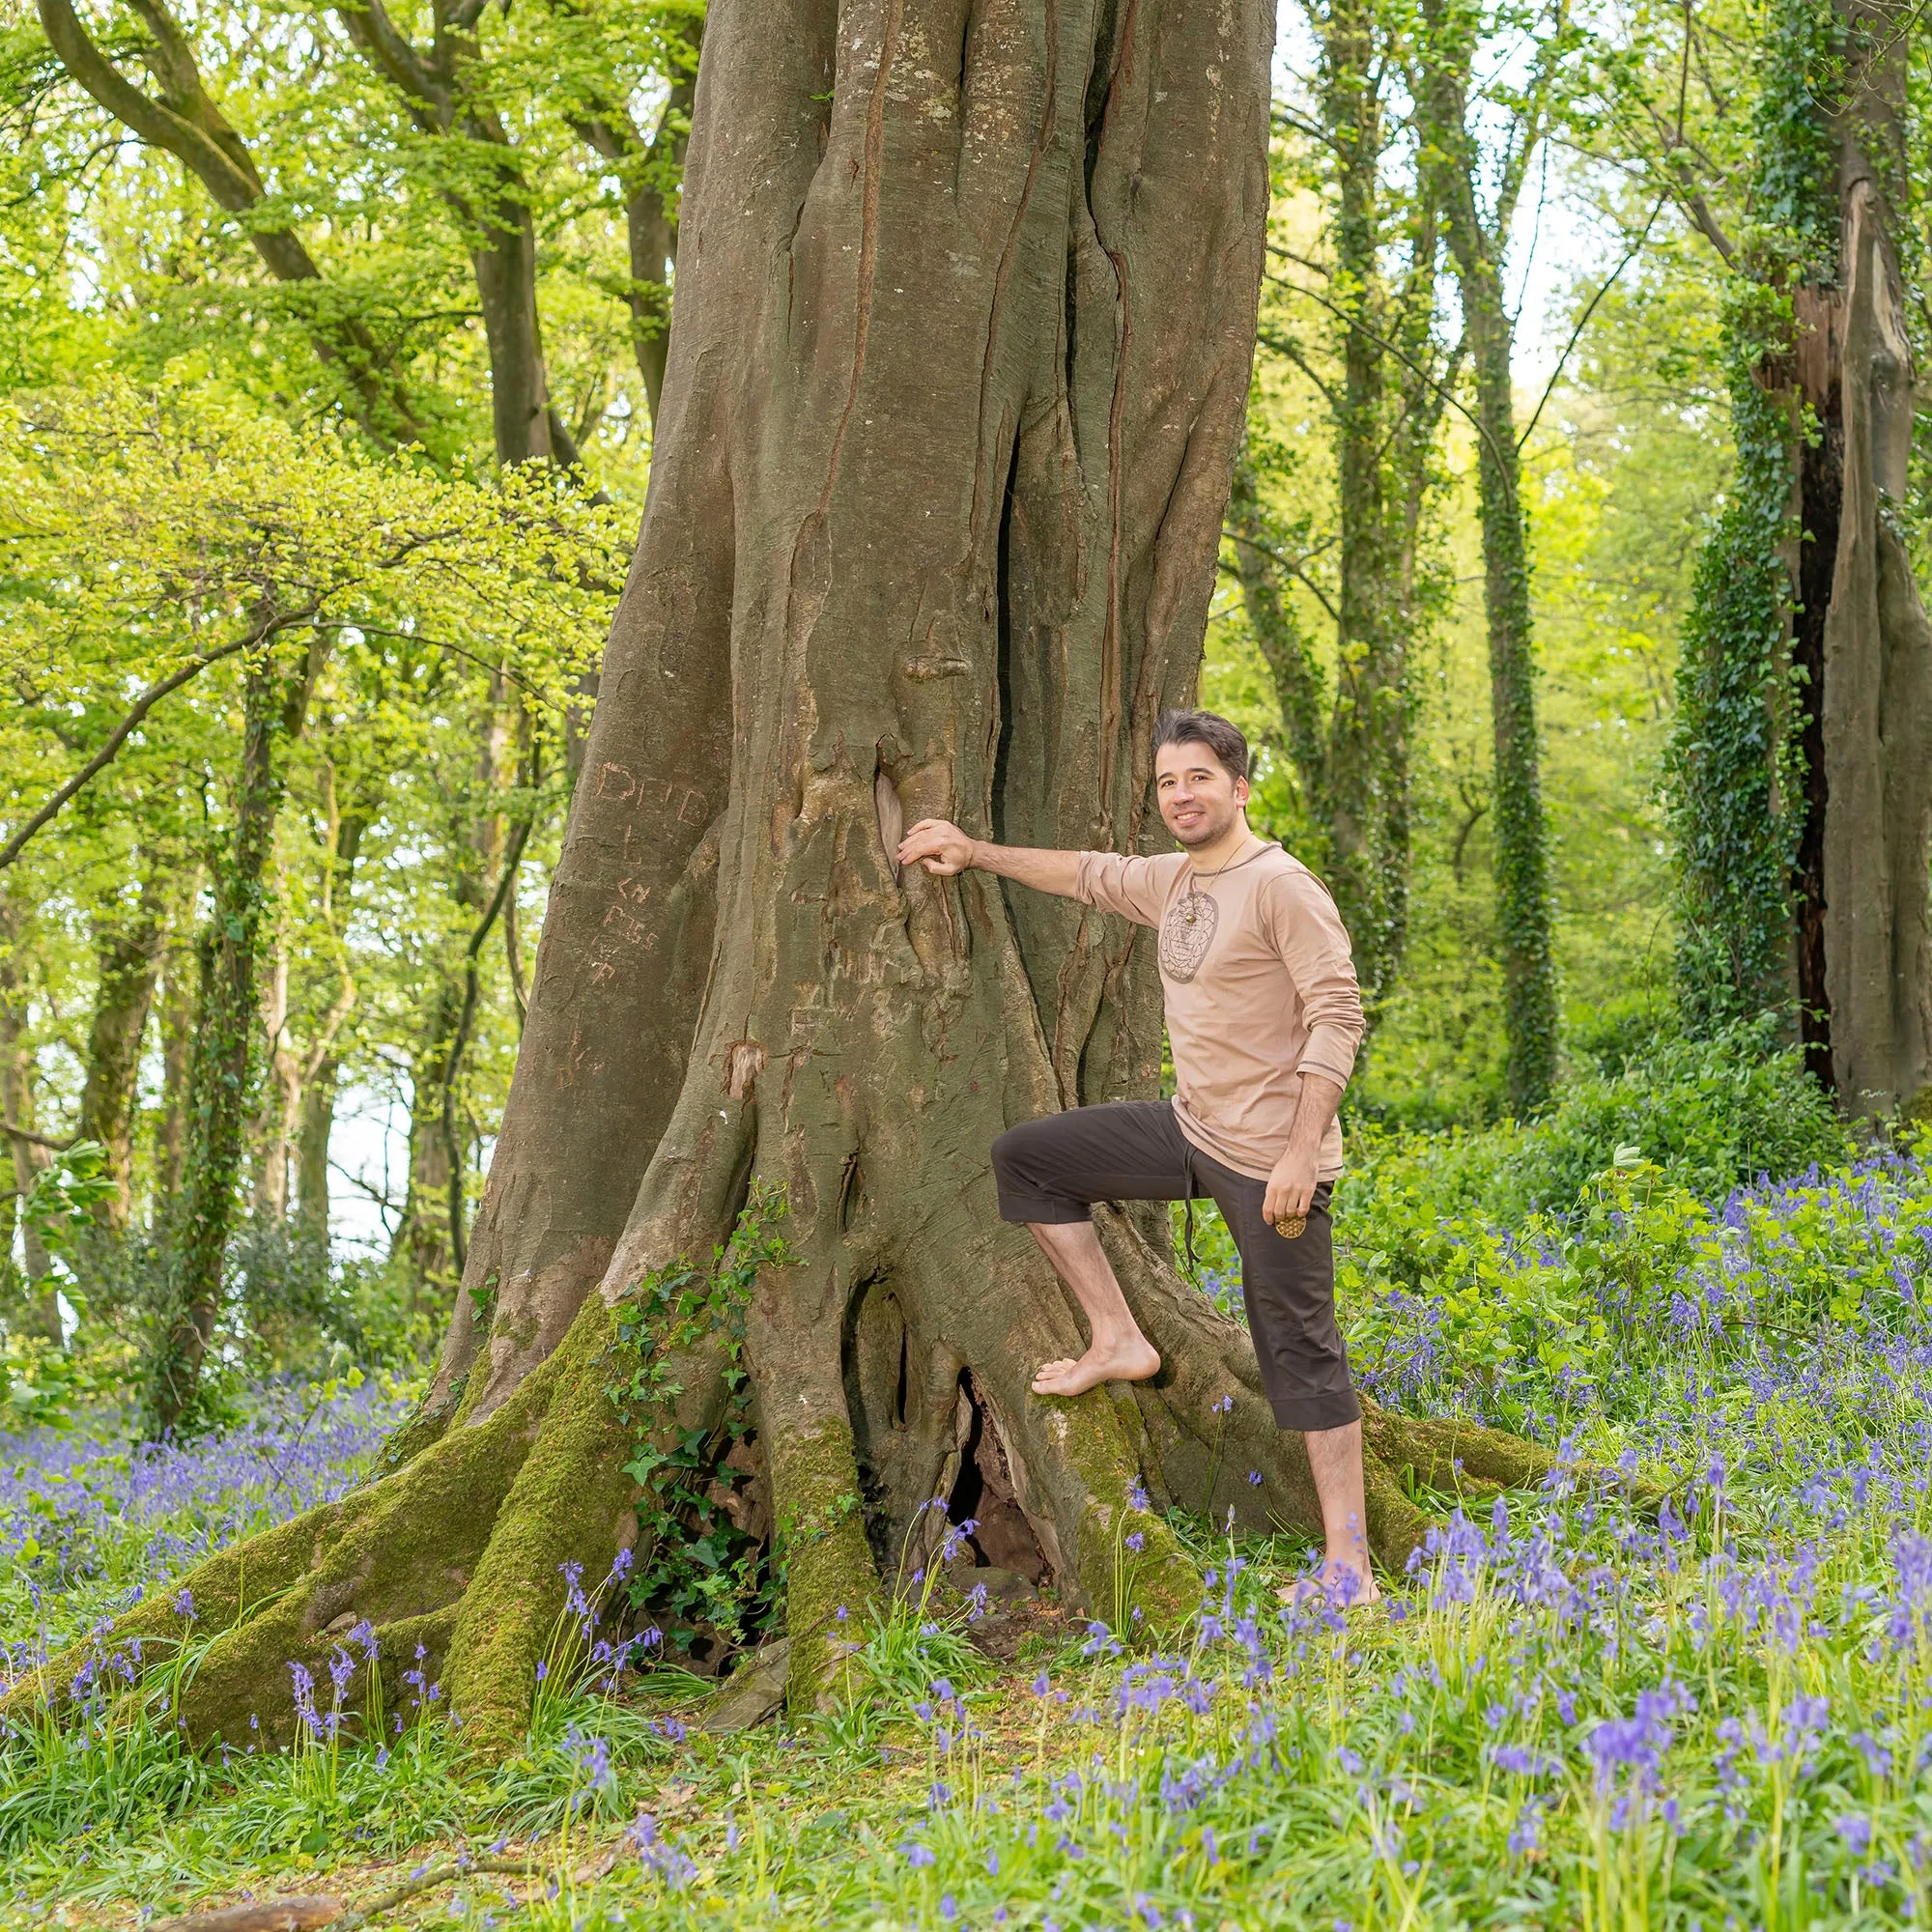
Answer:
[
  {"left": 897, "top": 819, "right": 1082, "bottom": 899},
  {"left": 1263, "top": 1071, "right": 1346, "bottom": 1229}
]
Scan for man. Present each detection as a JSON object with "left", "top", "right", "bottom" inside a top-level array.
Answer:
[{"left": 896, "top": 708, "right": 1377, "bottom": 1605}]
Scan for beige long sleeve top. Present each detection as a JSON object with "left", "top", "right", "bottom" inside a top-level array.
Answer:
[{"left": 1074, "top": 841, "right": 1367, "bottom": 1181}]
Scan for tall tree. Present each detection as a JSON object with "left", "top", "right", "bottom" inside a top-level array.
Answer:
[
  {"left": 23, "top": 0, "right": 1558, "bottom": 1754},
  {"left": 148, "top": 630, "right": 326, "bottom": 1436},
  {"left": 0, "top": 894, "right": 58, "bottom": 1345},
  {"left": 1414, "top": 0, "right": 1564, "bottom": 1113},
  {"left": 1663, "top": 0, "right": 1932, "bottom": 1115},
  {"left": 334, "top": 0, "right": 572, "bottom": 467},
  {"left": 1238, "top": 0, "right": 1454, "bottom": 1016},
  {"left": 1, "top": 384, "right": 624, "bottom": 1423},
  {"left": 77, "top": 862, "right": 170, "bottom": 1229}
]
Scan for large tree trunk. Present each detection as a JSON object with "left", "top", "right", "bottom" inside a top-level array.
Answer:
[
  {"left": 1674, "top": 0, "right": 1932, "bottom": 1112},
  {"left": 20, "top": 0, "right": 1563, "bottom": 1758},
  {"left": 1798, "top": 14, "right": 1932, "bottom": 1117}
]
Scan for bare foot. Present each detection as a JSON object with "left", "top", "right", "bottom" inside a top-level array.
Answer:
[
  {"left": 1030, "top": 1338, "right": 1161, "bottom": 1397},
  {"left": 1278, "top": 1564, "right": 1382, "bottom": 1611}
]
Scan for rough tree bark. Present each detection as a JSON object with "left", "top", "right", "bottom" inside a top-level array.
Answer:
[
  {"left": 1793, "top": 1, "right": 1932, "bottom": 1118},
  {"left": 20, "top": 0, "right": 1559, "bottom": 1755}
]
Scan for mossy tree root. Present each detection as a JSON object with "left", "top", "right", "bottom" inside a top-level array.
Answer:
[{"left": 4, "top": 1294, "right": 737, "bottom": 1757}]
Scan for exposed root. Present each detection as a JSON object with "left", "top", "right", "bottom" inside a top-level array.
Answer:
[
  {"left": 765, "top": 1406, "right": 881, "bottom": 1715},
  {"left": 443, "top": 1297, "right": 651, "bottom": 1757},
  {"left": 5, "top": 1283, "right": 737, "bottom": 1758},
  {"left": 3, "top": 1333, "right": 578, "bottom": 1744},
  {"left": 1358, "top": 1405, "right": 1559, "bottom": 1495},
  {"left": 750, "top": 1261, "right": 881, "bottom": 1715}
]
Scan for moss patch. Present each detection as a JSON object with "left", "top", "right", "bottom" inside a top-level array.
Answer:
[
  {"left": 441, "top": 1297, "right": 643, "bottom": 1759},
  {"left": 766, "top": 1413, "right": 880, "bottom": 1716}
]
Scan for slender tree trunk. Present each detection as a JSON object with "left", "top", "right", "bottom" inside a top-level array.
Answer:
[
  {"left": 153, "top": 916, "right": 199, "bottom": 1208},
  {"left": 1419, "top": 5, "right": 1559, "bottom": 1113},
  {"left": 25, "top": 0, "right": 1566, "bottom": 1757},
  {"left": 472, "top": 194, "right": 566, "bottom": 469},
  {"left": 253, "top": 941, "right": 297, "bottom": 1222},
  {"left": 293, "top": 805, "right": 365, "bottom": 1238},
  {"left": 296, "top": 1063, "right": 336, "bottom": 1237},
  {"left": 1320, "top": 0, "right": 1408, "bottom": 1009},
  {"left": 0, "top": 896, "right": 58, "bottom": 1342},
  {"left": 392, "top": 692, "right": 507, "bottom": 1300},
  {"left": 147, "top": 636, "right": 324, "bottom": 1437},
  {"left": 572, "top": 42, "right": 697, "bottom": 427},
  {"left": 393, "top": 1009, "right": 457, "bottom": 1293},
  {"left": 78, "top": 867, "right": 168, "bottom": 1229},
  {"left": 337, "top": 2, "right": 576, "bottom": 469},
  {"left": 1243, "top": 0, "right": 1443, "bottom": 1019},
  {"left": 1229, "top": 452, "right": 1330, "bottom": 826}
]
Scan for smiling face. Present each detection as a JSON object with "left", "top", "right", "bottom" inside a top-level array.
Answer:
[{"left": 1154, "top": 739, "right": 1250, "bottom": 849}]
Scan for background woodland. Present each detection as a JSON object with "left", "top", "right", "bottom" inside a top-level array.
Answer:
[{"left": 0, "top": 0, "right": 1921, "bottom": 1427}]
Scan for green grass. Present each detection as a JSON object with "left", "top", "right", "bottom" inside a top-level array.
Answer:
[{"left": 7, "top": 1118, "right": 1932, "bottom": 1927}]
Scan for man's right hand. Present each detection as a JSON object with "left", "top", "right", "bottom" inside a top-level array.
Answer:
[{"left": 898, "top": 818, "right": 977, "bottom": 876}]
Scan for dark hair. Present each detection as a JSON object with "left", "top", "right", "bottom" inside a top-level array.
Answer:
[{"left": 1151, "top": 708, "right": 1248, "bottom": 783}]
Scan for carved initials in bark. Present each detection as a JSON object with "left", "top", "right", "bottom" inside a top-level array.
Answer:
[{"left": 11, "top": 0, "right": 1563, "bottom": 1754}]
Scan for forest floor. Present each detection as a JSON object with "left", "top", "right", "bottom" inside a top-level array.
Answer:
[{"left": 6, "top": 1137, "right": 1932, "bottom": 1930}]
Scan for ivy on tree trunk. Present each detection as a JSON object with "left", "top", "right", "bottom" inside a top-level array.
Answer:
[
  {"left": 1669, "top": 0, "right": 1932, "bottom": 1119},
  {"left": 146, "top": 633, "right": 325, "bottom": 1438},
  {"left": 1416, "top": 0, "right": 1560, "bottom": 1117}
]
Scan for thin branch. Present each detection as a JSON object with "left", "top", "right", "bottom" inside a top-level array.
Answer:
[
  {"left": 328, "top": 1158, "right": 405, "bottom": 1215},
  {"left": 1222, "top": 526, "right": 1341, "bottom": 626},
  {"left": 1270, "top": 102, "right": 1338, "bottom": 153},
  {"left": 327, "top": 1850, "right": 534, "bottom": 1929},
  {"left": 335, "top": 624, "right": 570, "bottom": 713},
  {"left": 0, "top": 611, "right": 310, "bottom": 873},
  {"left": 1268, "top": 243, "right": 1333, "bottom": 282},
  {"left": 1264, "top": 270, "right": 1505, "bottom": 472},
  {"left": 1516, "top": 195, "right": 1666, "bottom": 453},
  {"left": 1256, "top": 325, "right": 1343, "bottom": 413},
  {"left": 440, "top": 770, "right": 544, "bottom": 1274},
  {"left": 3, "top": 1120, "right": 74, "bottom": 1151}
]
